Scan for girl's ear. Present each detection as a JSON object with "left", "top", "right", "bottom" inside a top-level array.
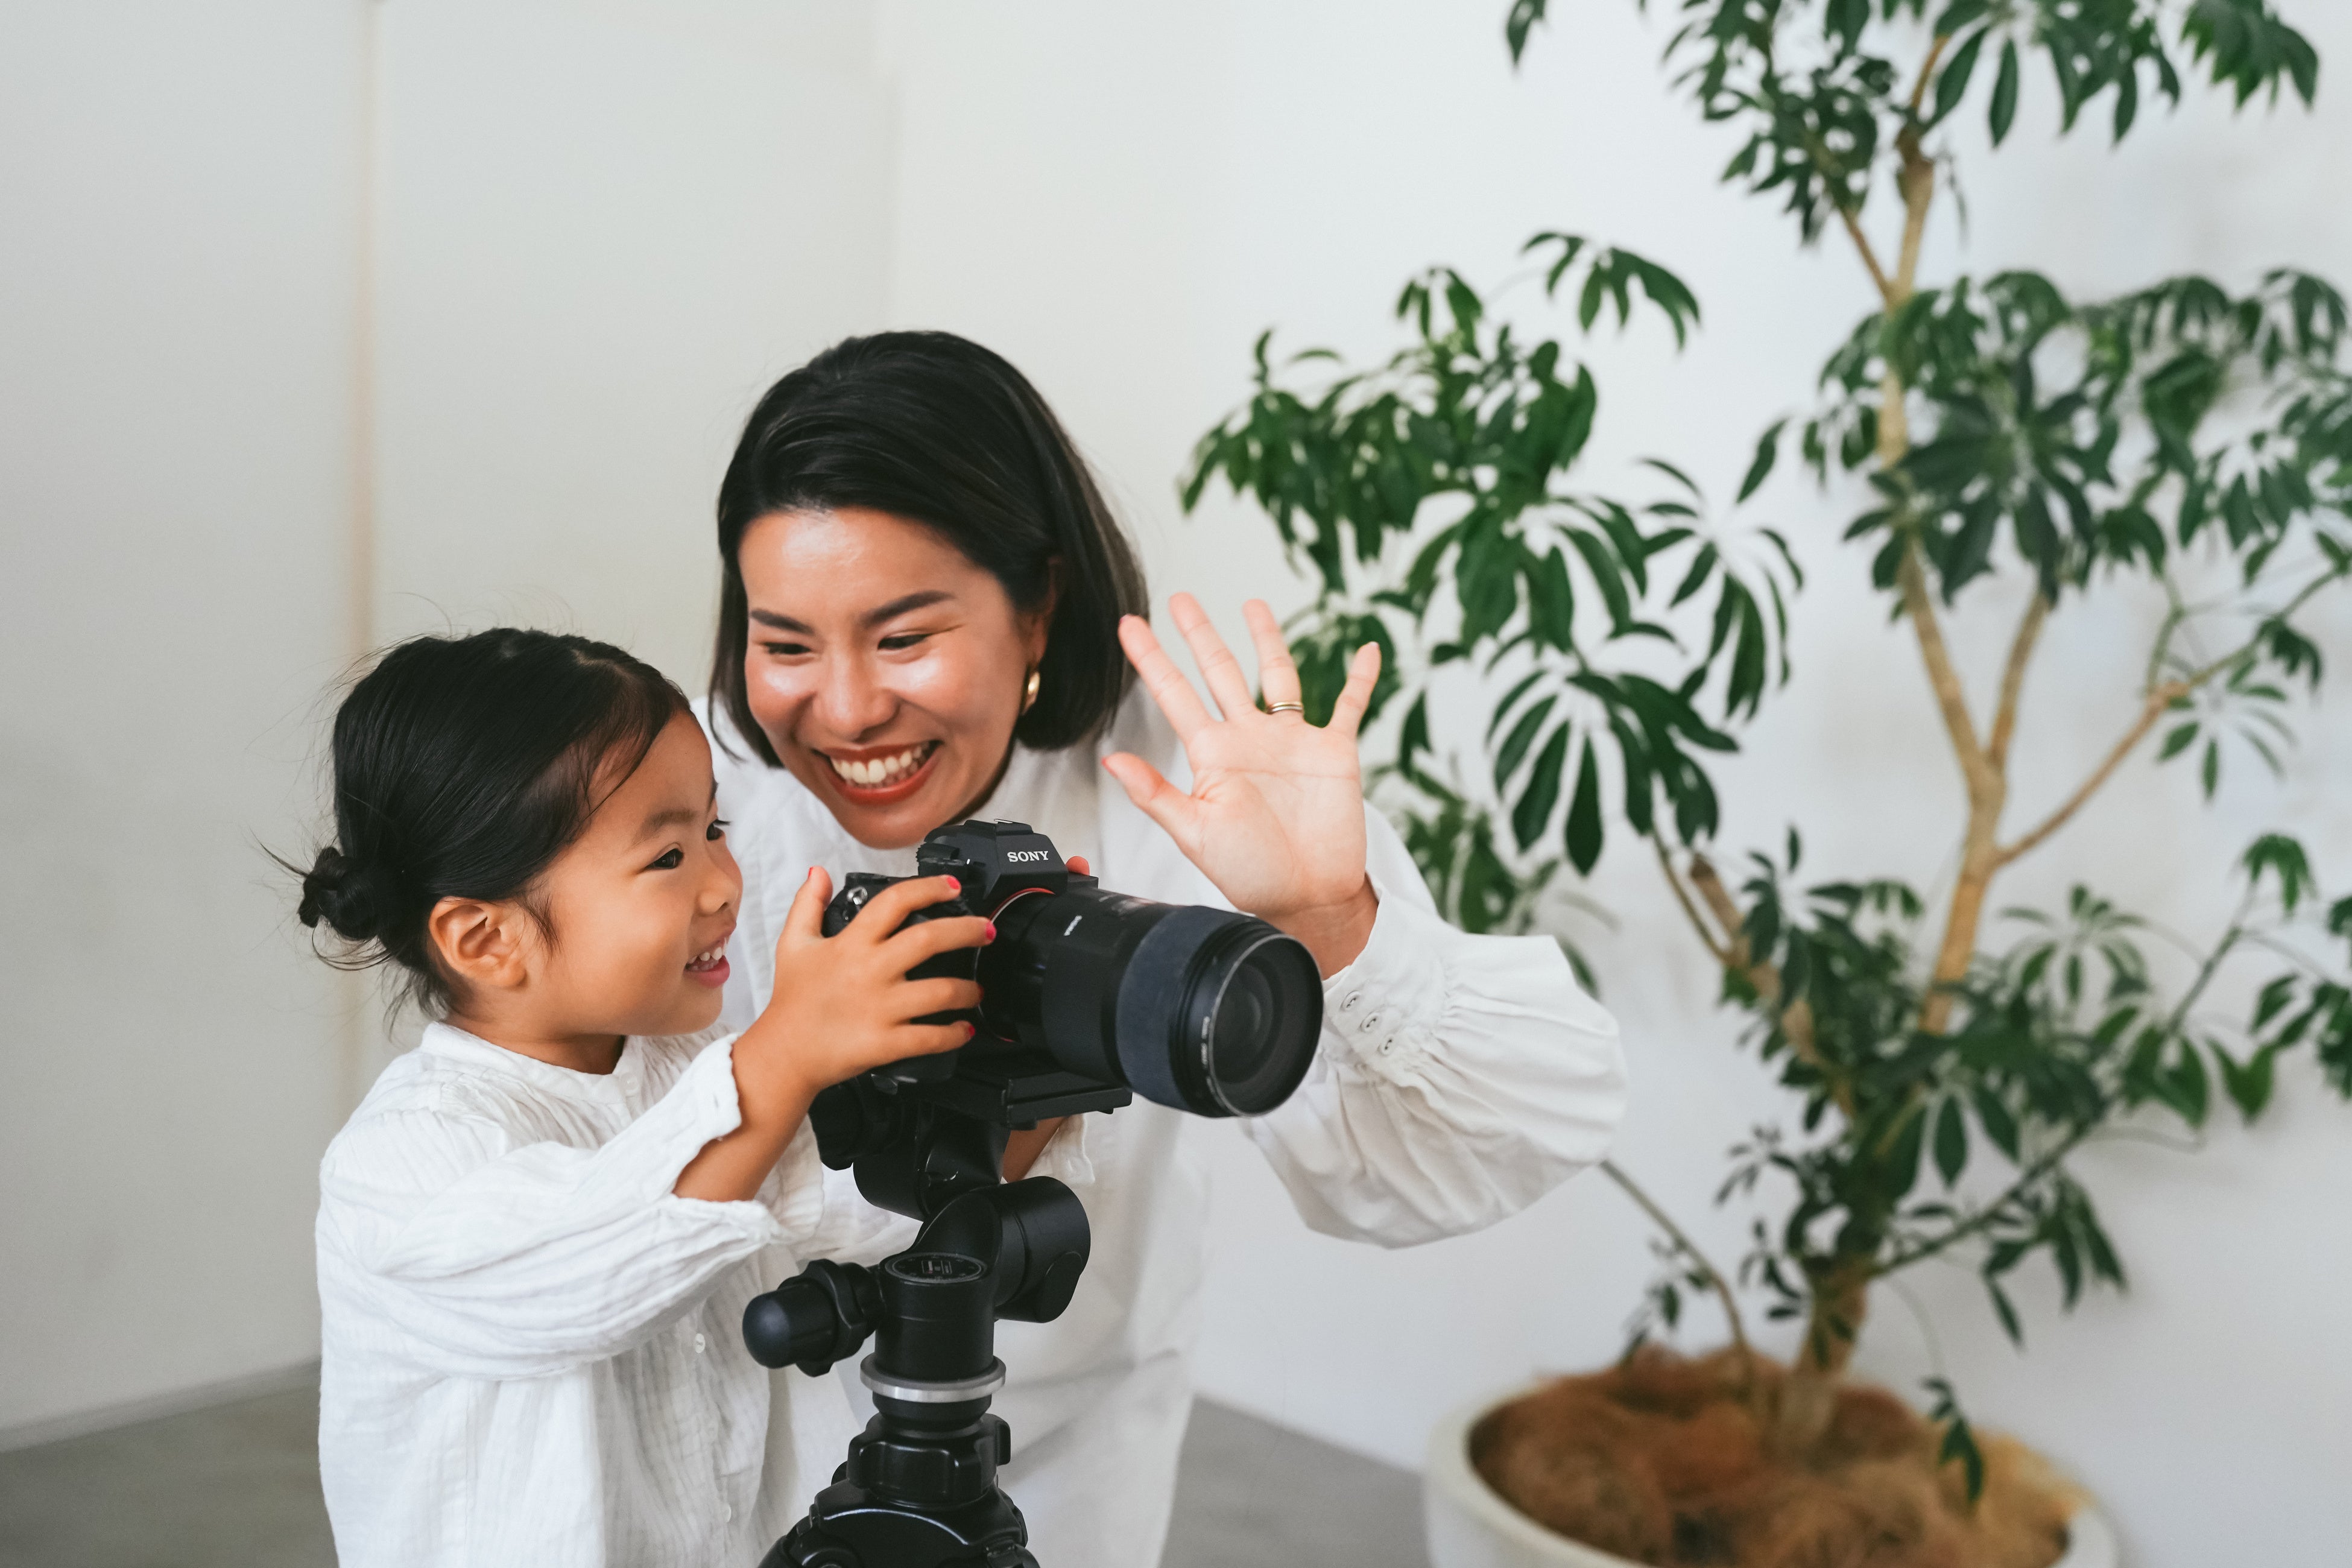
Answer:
[{"left": 426, "top": 896, "right": 536, "bottom": 998}]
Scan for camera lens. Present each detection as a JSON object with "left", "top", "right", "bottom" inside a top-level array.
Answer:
[
  {"left": 1179, "top": 922, "right": 1321, "bottom": 1115},
  {"left": 980, "top": 890, "right": 1321, "bottom": 1119}
]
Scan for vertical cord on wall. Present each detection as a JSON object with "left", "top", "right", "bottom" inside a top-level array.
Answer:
[{"left": 338, "top": 0, "right": 386, "bottom": 1119}]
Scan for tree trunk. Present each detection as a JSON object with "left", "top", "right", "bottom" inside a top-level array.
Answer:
[{"left": 1772, "top": 1263, "right": 1871, "bottom": 1460}]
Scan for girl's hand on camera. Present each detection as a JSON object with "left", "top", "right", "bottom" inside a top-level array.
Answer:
[
  {"left": 739, "top": 868, "right": 990, "bottom": 1102},
  {"left": 677, "top": 870, "right": 987, "bottom": 1203}
]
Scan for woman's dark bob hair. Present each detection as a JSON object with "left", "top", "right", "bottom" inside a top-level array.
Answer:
[
  {"left": 294, "top": 628, "right": 689, "bottom": 1016},
  {"left": 709, "top": 330, "right": 1146, "bottom": 760}
]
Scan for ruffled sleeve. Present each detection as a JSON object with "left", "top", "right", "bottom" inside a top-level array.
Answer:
[
  {"left": 1237, "top": 808, "right": 1629, "bottom": 1247},
  {"left": 318, "top": 1035, "right": 786, "bottom": 1379}
]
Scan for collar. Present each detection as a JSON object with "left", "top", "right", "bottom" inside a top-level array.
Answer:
[{"left": 418, "top": 1020, "right": 651, "bottom": 1106}]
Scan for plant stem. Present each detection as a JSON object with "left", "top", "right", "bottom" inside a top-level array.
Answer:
[
  {"left": 1653, "top": 832, "right": 1731, "bottom": 964},
  {"left": 1686, "top": 850, "right": 1845, "bottom": 1114},
  {"left": 1601, "top": 1159, "right": 1760, "bottom": 1397},
  {"left": 1879, "top": 901, "right": 2253, "bottom": 1281},
  {"left": 1987, "top": 591, "right": 2051, "bottom": 773},
  {"left": 1995, "top": 563, "right": 2347, "bottom": 865},
  {"left": 1902, "top": 535, "right": 2008, "bottom": 1031},
  {"left": 1994, "top": 681, "right": 2188, "bottom": 866},
  {"left": 1871, "top": 1126, "right": 2094, "bottom": 1277}
]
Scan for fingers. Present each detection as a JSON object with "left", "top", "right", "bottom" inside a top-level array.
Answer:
[
  {"left": 777, "top": 866, "right": 833, "bottom": 950},
  {"left": 1102, "top": 752, "right": 1196, "bottom": 843},
  {"left": 850, "top": 874, "right": 969, "bottom": 936},
  {"left": 1067, "top": 855, "right": 1091, "bottom": 876},
  {"left": 1168, "top": 592, "right": 1257, "bottom": 721},
  {"left": 897, "top": 977, "right": 983, "bottom": 1017},
  {"left": 885, "top": 913, "right": 994, "bottom": 966},
  {"left": 1118, "top": 613, "right": 1215, "bottom": 741},
  {"left": 1241, "top": 599, "right": 1303, "bottom": 711},
  {"left": 890, "top": 1020, "right": 978, "bottom": 1058},
  {"left": 1327, "top": 639, "right": 1383, "bottom": 740}
]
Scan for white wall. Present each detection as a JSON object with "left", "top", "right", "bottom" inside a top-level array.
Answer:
[
  {"left": 871, "top": 2, "right": 2352, "bottom": 1561},
  {"left": 370, "top": 0, "right": 897, "bottom": 689},
  {"left": 0, "top": 1, "right": 368, "bottom": 1435},
  {"left": 8, "top": 5, "right": 2348, "bottom": 1561}
]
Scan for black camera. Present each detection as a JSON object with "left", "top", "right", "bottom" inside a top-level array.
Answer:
[
  {"left": 747, "top": 822, "right": 1325, "bottom": 1566},
  {"left": 818, "top": 819, "right": 1324, "bottom": 1125}
]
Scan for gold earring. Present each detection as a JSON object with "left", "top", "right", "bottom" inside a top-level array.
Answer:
[{"left": 1022, "top": 666, "right": 1042, "bottom": 713}]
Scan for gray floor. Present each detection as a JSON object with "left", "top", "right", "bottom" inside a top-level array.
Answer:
[{"left": 0, "top": 1374, "right": 1426, "bottom": 1567}]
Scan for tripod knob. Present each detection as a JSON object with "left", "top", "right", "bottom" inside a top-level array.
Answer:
[{"left": 742, "top": 1259, "right": 879, "bottom": 1376}]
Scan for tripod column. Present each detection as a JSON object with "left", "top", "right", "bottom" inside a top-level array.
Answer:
[{"left": 842, "top": 1253, "right": 1012, "bottom": 1513}]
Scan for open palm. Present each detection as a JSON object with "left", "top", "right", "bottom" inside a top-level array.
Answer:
[{"left": 1103, "top": 594, "right": 1381, "bottom": 974}]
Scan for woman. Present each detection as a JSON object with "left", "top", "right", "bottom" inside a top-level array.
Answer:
[{"left": 704, "top": 331, "right": 1626, "bottom": 1566}]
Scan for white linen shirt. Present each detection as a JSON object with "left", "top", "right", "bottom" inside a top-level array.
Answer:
[
  {"left": 707, "top": 688, "right": 1629, "bottom": 1568},
  {"left": 315, "top": 1023, "right": 895, "bottom": 1568}
]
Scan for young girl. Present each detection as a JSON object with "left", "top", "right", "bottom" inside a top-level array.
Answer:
[{"left": 301, "top": 628, "right": 985, "bottom": 1566}]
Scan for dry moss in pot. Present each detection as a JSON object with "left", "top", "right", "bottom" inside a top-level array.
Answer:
[{"left": 1470, "top": 1350, "right": 2075, "bottom": 1568}]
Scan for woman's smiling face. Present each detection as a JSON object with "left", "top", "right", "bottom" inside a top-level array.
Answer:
[{"left": 738, "top": 506, "right": 1049, "bottom": 849}]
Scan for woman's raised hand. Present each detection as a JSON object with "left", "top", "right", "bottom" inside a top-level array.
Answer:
[{"left": 1104, "top": 594, "right": 1379, "bottom": 976}]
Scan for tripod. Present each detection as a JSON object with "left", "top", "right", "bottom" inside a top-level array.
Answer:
[{"left": 742, "top": 1053, "right": 1130, "bottom": 1567}]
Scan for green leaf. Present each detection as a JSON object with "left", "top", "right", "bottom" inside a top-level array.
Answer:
[
  {"left": 1398, "top": 691, "right": 1432, "bottom": 775},
  {"left": 1494, "top": 697, "right": 1558, "bottom": 791},
  {"left": 2216, "top": 1043, "right": 2280, "bottom": 1120},
  {"left": 1985, "top": 1274, "right": 2024, "bottom": 1347},
  {"left": 1458, "top": 531, "right": 1522, "bottom": 643},
  {"left": 1739, "top": 419, "right": 1788, "bottom": 502},
  {"left": 1926, "top": 1376, "right": 1987, "bottom": 1503},
  {"left": 1933, "top": 28, "right": 1989, "bottom": 127},
  {"left": 1485, "top": 670, "right": 1546, "bottom": 745},
  {"left": 1990, "top": 39, "right": 2021, "bottom": 146},
  {"left": 2243, "top": 832, "right": 2313, "bottom": 912},
  {"left": 1565, "top": 528, "right": 1635, "bottom": 630},
  {"left": 1883, "top": 1103, "right": 1929, "bottom": 1199},
  {"left": 1933, "top": 1096, "right": 1968, "bottom": 1186},
  {"left": 1669, "top": 542, "right": 1719, "bottom": 609},
  {"left": 1504, "top": 0, "right": 1549, "bottom": 65},
  {"left": 1563, "top": 738, "right": 1604, "bottom": 874},
  {"left": 1971, "top": 1087, "right": 2021, "bottom": 1161},
  {"left": 1523, "top": 548, "right": 1579, "bottom": 651},
  {"left": 1513, "top": 723, "right": 1572, "bottom": 852}
]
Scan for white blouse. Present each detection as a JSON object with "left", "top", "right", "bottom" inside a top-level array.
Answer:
[
  {"left": 706, "top": 688, "right": 1628, "bottom": 1568},
  {"left": 315, "top": 1023, "right": 884, "bottom": 1567}
]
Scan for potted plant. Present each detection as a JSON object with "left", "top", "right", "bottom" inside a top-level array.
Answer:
[{"left": 1184, "top": 2, "right": 2352, "bottom": 1564}]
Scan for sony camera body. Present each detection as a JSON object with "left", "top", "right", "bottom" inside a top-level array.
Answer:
[{"left": 816, "top": 818, "right": 1323, "bottom": 1140}]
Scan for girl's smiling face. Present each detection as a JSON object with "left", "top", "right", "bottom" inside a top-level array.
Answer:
[
  {"left": 737, "top": 506, "right": 1050, "bottom": 849},
  {"left": 436, "top": 713, "right": 742, "bottom": 1064},
  {"left": 537, "top": 713, "right": 742, "bottom": 1039}
]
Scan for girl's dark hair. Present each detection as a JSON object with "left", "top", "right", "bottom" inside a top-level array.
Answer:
[
  {"left": 295, "top": 628, "right": 689, "bottom": 1014},
  {"left": 710, "top": 330, "right": 1146, "bottom": 761}
]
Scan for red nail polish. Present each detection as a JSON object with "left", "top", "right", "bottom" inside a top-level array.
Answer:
[
  {"left": 963, "top": 1022, "right": 977, "bottom": 1040},
  {"left": 985, "top": 922, "right": 998, "bottom": 942}
]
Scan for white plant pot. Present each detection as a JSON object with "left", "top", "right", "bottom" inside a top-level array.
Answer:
[{"left": 1423, "top": 1386, "right": 2119, "bottom": 1568}]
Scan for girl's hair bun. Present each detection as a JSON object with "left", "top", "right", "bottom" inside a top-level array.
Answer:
[
  {"left": 291, "top": 628, "right": 687, "bottom": 1014},
  {"left": 299, "top": 846, "right": 391, "bottom": 943}
]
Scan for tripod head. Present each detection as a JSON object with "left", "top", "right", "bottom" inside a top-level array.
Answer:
[
  {"left": 741, "top": 1177, "right": 1089, "bottom": 1568},
  {"left": 741, "top": 1070, "right": 1101, "bottom": 1566}
]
